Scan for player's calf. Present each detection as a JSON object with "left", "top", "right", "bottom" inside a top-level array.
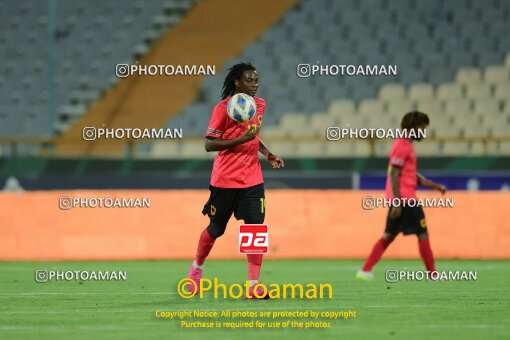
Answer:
[{"left": 417, "top": 231, "right": 436, "bottom": 272}]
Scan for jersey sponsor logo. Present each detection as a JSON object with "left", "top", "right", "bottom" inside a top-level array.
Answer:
[{"left": 239, "top": 224, "right": 269, "bottom": 254}]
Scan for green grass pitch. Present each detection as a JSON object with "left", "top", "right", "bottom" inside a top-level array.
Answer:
[{"left": 0, "top": 260, "right": 508, "bottom": 339}]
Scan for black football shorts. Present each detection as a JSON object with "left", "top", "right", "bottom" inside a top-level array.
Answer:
[
  {"left": 202, "top": 183, "right": 265, "bottom": 226},
  {"left": 385, "top": 205, "right": 427, "bottom": 235}
]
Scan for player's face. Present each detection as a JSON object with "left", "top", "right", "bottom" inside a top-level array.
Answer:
[{"left": 235, "top": 70, "right": 258, "bottom": 97}]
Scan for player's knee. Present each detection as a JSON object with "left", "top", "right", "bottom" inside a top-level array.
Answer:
[
  {"left": 418, "top": 232, "right": 429, "bottom": 240},
  {"left": 207, "top": 222, "right": 226, "bottom": 239},
  {"left": 383, "top": 233, "right": 396, "bottom": 243}
]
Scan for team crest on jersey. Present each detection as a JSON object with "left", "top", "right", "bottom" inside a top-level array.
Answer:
[
  {"left": 210, "top": 205, "right": 216, "bottom": 216},
  {"left": 420, "top": 218, "right": 427, "bottom": 228}
]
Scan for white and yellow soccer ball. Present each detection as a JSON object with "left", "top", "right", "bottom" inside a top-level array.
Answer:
[{"left": 227, "top": 93, "right": 256, "bottom": 123}]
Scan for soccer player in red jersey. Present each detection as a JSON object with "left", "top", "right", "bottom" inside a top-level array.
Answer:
[
  {"left": 357, "top": 112, "right": 447, "bottom": 281},
  {"left": 186, "top": 63, "right": 284, "bottom": 298}
]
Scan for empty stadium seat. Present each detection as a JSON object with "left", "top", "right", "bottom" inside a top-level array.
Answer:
[
  {"left": 324, "top": 142, "right": 352, "bottom": 157},
  {"left": 414, "top": 100, "right": 442, "bottom": 115},
  {"left": 467, "top": 141, "right": 485, "bottom": 155},
  {"left": 505, "top": 53, "right": 510, "bottom": 69},
  {"left": 151, "top": 141, "right": 181, "bottom": 158},
  {"left": 433, "top": 124, "right": 462, "bottom": 138},
  {"left": 493, "top": 83, "right": 510, "bottom": 100},
  {"left": 181, "top": 141, "right": 214, "bottom": 159},
  {"left": 441, "top": 141, "right": 469, "bottom": 155},
  {"left": 269, "top": 142, "right": 298, "bottom": 157},
  {"left": 386, "top": 100, "right": 414, "bottom": 116},
  {"left": 379, "top": 84, "right": 406, "bottom": 101},
  {"left": 373, "top": 141, "right": 393, "bottom": 157},
  {"left": 462, "top": 125, "right": 491, "bottom": 138},
  {"left": 484, "top": 66, "right": 510, "bottom": 84},
  {"left": 436, "top": 83, "right": 463, "bottom": 101},
  {"left": 357, "top": 99, "right": 385, "bottom": 116},
  {"left": 408, "top": 83, "right": 434, "bottom": 101},
  {"left": 455, "top": 68, "right": 482, "bottom": 85},
  {"left": 491, "top": 121, "right": 510, "bottom": 137},
  {"left": 498, "top": 141, "right": 510, "bottom": 155},
  {"left": 309, "top": 113, "right": 333, "bottom": 136},
  {"left": 464, "top": 84, "right": 492, "bottom": 100},
  {"left": 444, "top": 99, "right": 472, "bottom": 117},
  {"left": 296, "top": 142, "right": 327, "bottom": 158},
  {"left": 327, "top": 99, "right": 356, "bottom": 117},
  {"left": 472, "top": 99, "right": 500, "bottom": 116},
  {"left": 414, "top": 141, "right": 442, "bottom": 156}
]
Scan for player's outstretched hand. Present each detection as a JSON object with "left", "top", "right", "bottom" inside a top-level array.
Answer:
[
  {"left": 267, "top": 153, "right": 284, "bottom": 169},
  {"left": 436, "top": 184, "right": 447, "bottom": 195},
  {"left": 239, "top": 125, "right": 260, "bottom": 143}
]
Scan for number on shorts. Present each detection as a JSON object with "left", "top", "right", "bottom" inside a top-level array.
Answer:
[{"left": 260, "top": 197, "right": 265, "bottom": 214}]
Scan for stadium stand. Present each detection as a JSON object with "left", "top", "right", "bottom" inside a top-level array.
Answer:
[
  {"left": 52, "top": 0, "right": 296, "bottom": 156},
  {"left": 152, "top": 0, "right": 509, "bottom": 158},
  {"left": 0, "top": 0, "right": 508, "bottom": 158},
  {"left": 0, "top": 0, "right": 194, "bottom": 138},
  {"left": 174, "top": 0, "right": 508, "bottom": 117}
]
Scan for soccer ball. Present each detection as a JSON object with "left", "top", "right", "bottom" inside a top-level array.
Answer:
[{"left": 227, "top": 93, "right": 256, "bottom": 123}]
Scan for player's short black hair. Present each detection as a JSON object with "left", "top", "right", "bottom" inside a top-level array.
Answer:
[
  {"left": 401, "top": 111, "right": 430, "bottom": 131},
  {"left": 221, "top": 62, "right": 256, "bottom": 99}
]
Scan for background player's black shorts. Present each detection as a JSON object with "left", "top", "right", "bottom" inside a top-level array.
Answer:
[
  {"left": 385, "top": 206, "right": 427, "bottom": 235},
  {"left": 202, "top": 183, "right": 265, "bottom": 226}
]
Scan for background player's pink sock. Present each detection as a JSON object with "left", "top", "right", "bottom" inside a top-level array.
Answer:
[
  {"left": 418, "top": 239, "right": 436, "bottom": 272},
  {"left": 362, "top": 238, "right": 389, "bottom": 271},
  {"left": 195, "top": 228, "right": 216, "bottom": 266},
  {"left": 247, "top": 254, "right": 263, "bottom": 281}
]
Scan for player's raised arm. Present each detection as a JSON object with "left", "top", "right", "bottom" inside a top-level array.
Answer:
[
  {"left": 259, "top": 139, "right": 284, "bottom": 169},
  {"left": 417, "top": 173, "right": 447, "bottom": 194}
]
